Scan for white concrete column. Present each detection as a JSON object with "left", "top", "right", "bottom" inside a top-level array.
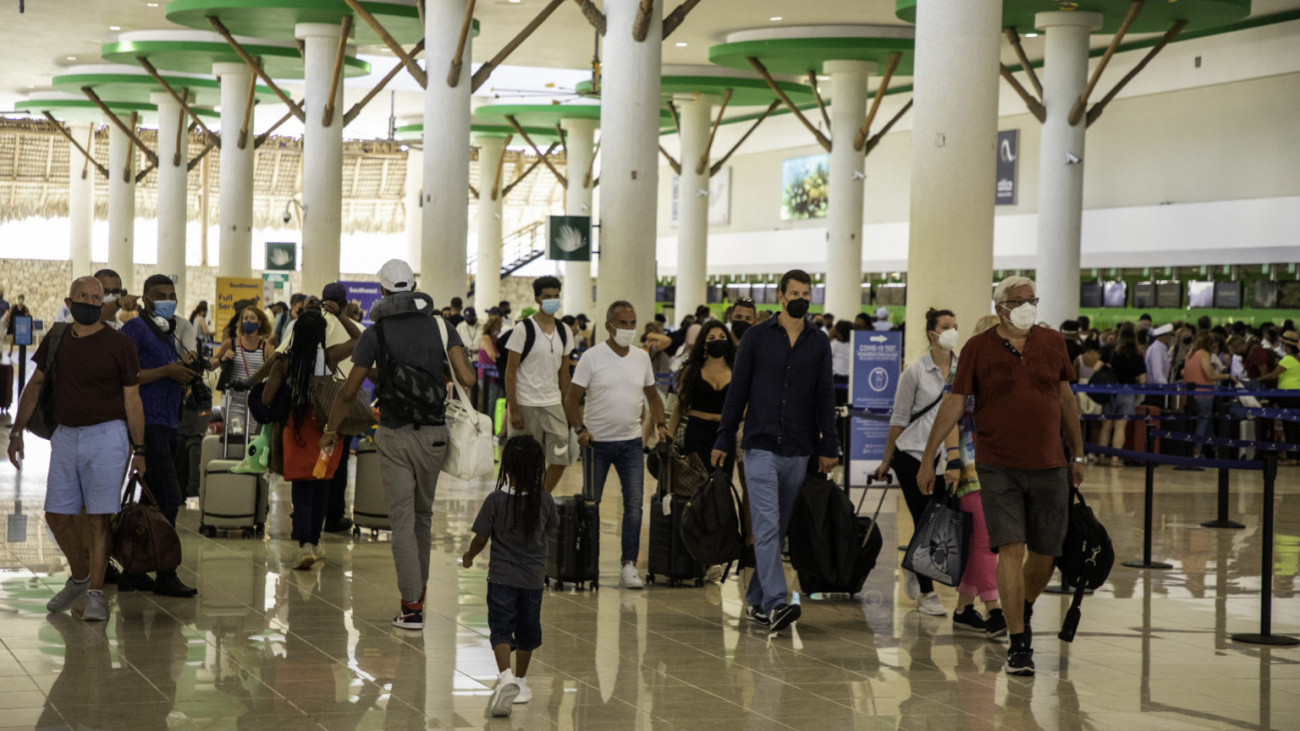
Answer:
[
  {"left": 474, "top": 135, "right": 505, "bottom": 312},
  {"left": 423, "top": 0, "right": 472, "bottom": 308},
  {"left": 296, "top": 23, "right": 346, "bottom": 295},
  {"left": 106, "top": 121, "right": 137, "bottom": 292},
  {"left": 214, "top": 62, "right": 255, "bottom": 278},
  {"left": 404, "top": 146, "right": 423, "bottom": 270},
  {"left": 825, "top": 60, "right": 873, "bottom": 322},
  {"left": 152, "top": 92, "right": 189, "bottom": 308},
  {"left": 1035, "top": 11, "right": 1102, "bottom": 329},
  {"left": 67, "top": 122, "right": 94, "bottom": 277},
  {"left": 904, "top": 0, "right": 1003, "bottom": 362},
  {"left": 562, "top": 117, "right": 597, "bottom": 318},
  {"left": 674, "top": 94, "right": 714, "bottom": 322},
  {"left": 599, "top": 0, "right": 662, "bottom": 334}
]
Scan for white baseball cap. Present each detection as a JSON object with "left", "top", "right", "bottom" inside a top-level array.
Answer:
[
  {"left": 1152, "top": 324, "right": 1173, "bottom": 336},
  {"left": 378, "top": 259, "right": 415, "bottom": 292},
  {"left": 875, "top": 307, "right": 889, "bottom": 319}
]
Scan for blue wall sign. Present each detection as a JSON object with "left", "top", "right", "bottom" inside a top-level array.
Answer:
[
  {"left": 848, "top": 330, "right": 901, "bottom": 486},
  {"left": 13, "top": 316, "right": 32, "bottom": 347}
]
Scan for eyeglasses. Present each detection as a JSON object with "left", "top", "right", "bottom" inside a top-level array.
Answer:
[{"left": 1002, "top": 298, "right": 1040, "bottom": 308}]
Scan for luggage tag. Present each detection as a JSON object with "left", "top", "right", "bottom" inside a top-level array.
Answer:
[{"left": 662, "top": 493, "right": 672, "bottom": 516}]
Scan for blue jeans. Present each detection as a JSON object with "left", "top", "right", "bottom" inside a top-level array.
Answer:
[
  {"left": 589, "top": 439, "right": 644, "bottom": 565},
  {"left": 744, "top": 449, "right": 809, "bottom": 613},
  {"left": 1191, "top": 395, "right": 1216, "bottom": 439}
]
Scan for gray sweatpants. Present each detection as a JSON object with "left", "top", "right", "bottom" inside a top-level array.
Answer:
[{"left": 375, "top": 424, "right": 449, "bottom": 603}]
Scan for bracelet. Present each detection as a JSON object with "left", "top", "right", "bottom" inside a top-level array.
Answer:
[
  {"left": 946, "top": 459, "right": 962, "bottom": 471},
  {"left": 8, "top": 432, "right": 21, "bottom": 440},
  {"left": 132, "top": 447, "right": 147, "bottom": 456}
]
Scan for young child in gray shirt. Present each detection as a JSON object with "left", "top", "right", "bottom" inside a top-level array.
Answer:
[{"left": 462, "top": 436, "right": 557, "bottom": 717}]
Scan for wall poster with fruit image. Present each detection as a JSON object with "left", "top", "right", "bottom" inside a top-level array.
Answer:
[{"left": 780, "top": 153, "right": 829, "bottom": 220}]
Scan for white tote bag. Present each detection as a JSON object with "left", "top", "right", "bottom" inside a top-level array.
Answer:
[{"left": 436, "top": 318, "right": 496, "bottom": 480}]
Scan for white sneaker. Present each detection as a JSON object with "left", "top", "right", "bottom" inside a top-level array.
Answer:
[
  {"left": 918, "top": 593, "right": 947, "bottom": 616},
  {"left": 513, "top": 678, "right": 531, "bottom": 704},
  {"left": 47, "top": 577, "right": 89, "bottom": 613},
  {"left": 620, "top": 563, "right": 644, "bottom": 590},
  {"left": 312, "top": 543, "right": 326, "bottom": 560},
  {"left": 292, "top": 545, "right": 315, "bottom": 571},
  {"left": 904, "top": 570, "right": 920, "bottom": 600},
  {"left": 489, "top": 670, "right": 520, "bottom": 717},
  {"left": 82, "top": 590, "right": 107, "bottom": 622}
]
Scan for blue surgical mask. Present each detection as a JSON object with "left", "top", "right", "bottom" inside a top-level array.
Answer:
[
  {"left": 241, "top": 321, "right": 259, "bottom": 335},
  {"left": 152, "top": 300, "right": 177, "bottom": 320},
  {"left": 540, "top": 299, "right": 562, "bottom": 316}
]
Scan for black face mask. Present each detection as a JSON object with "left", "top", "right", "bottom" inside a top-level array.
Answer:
[
  {"left": 706, "top": 340, "right": 730, "bottom": 359},
  {"left": 69, "top": 301, "right": 103, "bottom": 326},
  {"left": 785, "top": 298, "right": 811, "bottom": 319},
  {"left": 731, "top": 321, "right": 751, "bottom": 341},
  {"left": 465, "top": 316, "right": 478, "bottom": 326}
]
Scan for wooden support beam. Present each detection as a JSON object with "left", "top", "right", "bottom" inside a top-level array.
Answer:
[
  {"left": 43, "top": 113, "right": 110, "bottom": 179},
  {"left": 583, "top": 138, "right": 600, "bottom": 189},
  {"left": 173, "top": 95, "right": 188, "bottom": 166},
  {"left": 255, "top": 108, "right": 295, "bottom": 148},
  {"left": 695, "top": 87, "right": 731, "bottom": 175},
  {"left": 808, "top": 70, "right": 830, "bottom": 134},
  {"left": 659, "top": 144, "right": 681, "bottom": 175},
  {"left": 665, "top": 99, "right": 681, "bottom": 136},
  {"left": 207, "top": 16, "right": 306, "bottom": 121},
  {"left": 505, "top": 115, "right": 568, "bottom": 187},
  {"left": 854, "top": 51, "right": 900, "bottom": 151},
  {"left": 748, "top": 56, "right": 831, "bottom": 151},
  {"left": 83, "top": 88, "right": 158, "bottom": 167},
  {"left": 322, "top": 15, "right": 353, "bottom": 127},
  {"left": 632, "top": 0, "right": 655, "bottom": 42},
  {"left": 999, "top": 64, "right": 1046, "bottom": 123},
  {"left": 1086, "top": 19, "right": 1187, "bottom": 127},
  {"left": 187, "top": 136, "right": 217, "bottom": 172},
  {"left": 415, "top": 0, "right": 425, "bottom": 29},
  {"left": 1070, "top": 0, "right": 1144, "bottom": 126},
  {"left": 341, "top": 0, "right": 428, "bottom": 88},
  {"left": 1003, "top": 27, "right": 1043, "bottom": 101},
  {"left": 238, "top": 69, "right": 257, "bottom": 148},
  {"left": 863, "top": 98, "right": 913, "bottom": 156},
  {"left": 136, "top": 57, "right": 221, "bottom": 149},
  {"left": 472, "top": 0, "right": 566, "bottom": 92},
  {"left": 502, "top": 142, "right": 560, "bottom": 197},
  {"left": 344, "top": 39, "right": 424, "bottom": 126},
  {"left": 491, "top": 134, "right": 512, "bottom": 201},
  {"left": 710, "top": 99, "right": 778, "bottom": 176},
  {"left": 555, "top": 123, "right": 567, "bottom": 159},
  {"left": 662, "top": 0, "right": 702, "bottom": 39},
  {"left": 448, "top": 0, "right": 477, "bottom": 87},
  {"left": 573, "top": 0, "right": 606, "bottom": 36},
  {"left": 469, "top": 183, "right": 479, "bottom": 200}
]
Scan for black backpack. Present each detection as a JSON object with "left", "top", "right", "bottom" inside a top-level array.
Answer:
[
  {"left": 373, "top": 319, "right": 447, "bottom": 426},
  {"left": 679, "top": 469, "right": 745, "bottom": 566},
  {"left": 495, "top": 318, "right": 568, "bottom": 377},
  {"left": 787, "top": 472, "right": 862, "bottom": 590},
  {"left": 1056, "top": 486, "right": 1114, "bottom": 642},
  {"left": 1087, "top": 364, "right": 1117, "bottom": 406}
]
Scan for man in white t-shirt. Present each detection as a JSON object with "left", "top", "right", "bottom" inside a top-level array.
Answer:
[
  {"left": 871, "top": 306, "right": 893, "bottom": 331},
  {"left": 505, "top": 276, "right": 575, "bottom": 492},
  {"left": 564, "top": 300, "right": 670, "bottom": 590}
]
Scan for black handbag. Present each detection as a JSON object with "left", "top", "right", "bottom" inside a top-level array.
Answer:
[{"left": 901, "top": 483, "right": 972, "bottom": 587}]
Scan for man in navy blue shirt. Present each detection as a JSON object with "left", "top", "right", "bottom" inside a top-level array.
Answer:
[
  {"left": 120, "top": 274, "right": 200, "bottom": 598},
  {"left": 713, "top": 269, "right": 837, "bottom": 634}
]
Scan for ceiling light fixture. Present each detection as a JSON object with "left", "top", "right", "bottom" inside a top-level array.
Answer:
[
  {"left": 675, "top": 42, "right": 687, "bottom": 47},
  {"left": 110, "top": 25, "right": 121, "bottom": 31},
  {"left": 770, "top": 16, "right": 782, "bottom": 21},
  {"left": 146, "top": 2, "right": 159, "bottom": 7},
  {"left": 1025, "top": 32, "right": 1039, "bottom": 37},
  {"left": 66, "top": 55, "right": 76, "bottom": 60}
]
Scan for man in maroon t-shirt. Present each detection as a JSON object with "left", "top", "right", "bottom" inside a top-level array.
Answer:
[{"left": 919, "top": 277, "right": 1086, "bottom": 677}]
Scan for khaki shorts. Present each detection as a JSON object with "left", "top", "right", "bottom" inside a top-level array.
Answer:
[{"left": 510, "top": 403, "right": 576, "bottom": 466}]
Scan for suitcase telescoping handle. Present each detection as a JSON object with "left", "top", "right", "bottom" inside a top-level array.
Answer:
[
  {"left": 860, "top": 474, "right": 894, "bottom": 548},
  {"left": 581, "top": 445, "right": 595, "bottom": 501}
]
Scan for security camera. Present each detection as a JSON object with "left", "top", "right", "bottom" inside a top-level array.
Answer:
[
  {"left": 1066, "top": 152, "right": 1082, "bottom": 165},
  {"left": 282, "top": 209, "right": 292, "bottom": 224}
]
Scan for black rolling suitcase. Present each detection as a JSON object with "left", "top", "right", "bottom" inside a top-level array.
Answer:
[
  {"left": 546, "top": 446, "right": 600, "bottom": 590},
  {"left": 796, "top": 474, "right": 892, "bottom": 597},
  {"left": 647, "top": 443, "right": 706, "bottom": 587}
]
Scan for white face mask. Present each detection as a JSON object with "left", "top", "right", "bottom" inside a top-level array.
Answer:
[
  {"left": 103, "top": 293, "right": 118, "bottom": 304},
  {"left": 1008, "top": 302, "right": 1037, "bottom": 330},
  {"left": 613, "top": 328, "right": 637, "bottom": 348},
  {"left": 937, "top": 328, "right": 959, "bottom": 350}
]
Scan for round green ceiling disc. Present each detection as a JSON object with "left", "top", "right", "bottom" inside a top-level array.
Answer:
[
  {"left": 102, "top": 37, "right": 369, "bottom": 80},
  {"left": 709, "top": 37, "right": 915, "bottom": 76},
  {"left": 394, "top": 123, "right": 560, "bottom": 144},
  {"left": 54, "top": 70, "right": 227, "bottom": 106},
  {"left": 477, "top": 104, "right": 674, "bottom": 128},
  {"left": 17, "top": 98, "right": 156, "bottom": 124},
  {"left": 575, "top": 76, "right": 813, "bottom": 106},
  {"left": 166, "top": 0, "right": 472, "bottom": 46},
  {"left": 895, "top": 0, "right": 1251, "bottom": 34}
]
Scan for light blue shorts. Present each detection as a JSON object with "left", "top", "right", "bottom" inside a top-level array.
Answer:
[{"left": 45, "top": 420, "right": 129, "bottom": 515}]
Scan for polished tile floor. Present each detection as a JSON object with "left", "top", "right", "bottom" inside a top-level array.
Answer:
[{"left": 0, "top": 434, "right": 1296, "bottom": 730}]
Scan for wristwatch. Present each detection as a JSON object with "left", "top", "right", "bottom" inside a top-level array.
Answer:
[
  {"left": 1072, "top": 456, "right": 1087, "bottom": 465},
  {"left": 132, "top": 445, "right": 147, "bottom": 456}
]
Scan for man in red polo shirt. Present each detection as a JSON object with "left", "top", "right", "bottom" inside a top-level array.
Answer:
[{"left": 919, "top": 276, "right": 1086, "bottom": 677}]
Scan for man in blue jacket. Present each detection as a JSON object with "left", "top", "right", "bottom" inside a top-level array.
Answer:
[{"left": 712, "top": 269, "right": 837, "bottom": 634}]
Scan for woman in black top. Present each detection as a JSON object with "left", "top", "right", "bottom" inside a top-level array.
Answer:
[
  {"left": 668, "top": 321, "right": 735, "bottom": 476},
  {"left": 1098, "top": 327, "right": 1147, "bottom": 466}
]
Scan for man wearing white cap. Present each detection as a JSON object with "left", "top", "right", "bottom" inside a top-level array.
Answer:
[
  {"left": 871, "top": 306, "right": 893, "bottom": 332},
  {"left": 1145, "top": 324, "right": 1174, "bottom": 385},
  {"left": 319, "top": 259, "right": 477, "bottom": 631}
]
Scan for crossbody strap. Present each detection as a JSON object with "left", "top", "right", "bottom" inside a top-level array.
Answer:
[{"left": 435, "top": 317, "right": 479, "bottom": 430}]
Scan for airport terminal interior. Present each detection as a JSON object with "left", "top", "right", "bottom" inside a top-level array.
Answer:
[{"left": 0, "top": 0, "right": 1299, "bottom": 729}]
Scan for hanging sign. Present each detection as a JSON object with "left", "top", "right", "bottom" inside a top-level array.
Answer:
[
  {"left": 996, "top": 129, "right": 1019, "bottom": 205},
  {"left": 216, "top": 277, "right": 263, "bottom": 331},
  {"left": 547, "top": 215, "right": 591, "bottom": 262},
  {"left": 265, "top": 242, "right": 298, "bottom": 271}
]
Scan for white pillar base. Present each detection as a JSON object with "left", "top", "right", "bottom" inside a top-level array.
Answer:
[{"left": 825, "top": 59, "right": 874, "bottom": 322}]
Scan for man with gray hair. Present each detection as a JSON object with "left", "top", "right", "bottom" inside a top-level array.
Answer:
[
  {"left": 563, "top": 300, "right": 669, "bottom": 590},
  {"left": 918, "top": 276, "right": 1085, "bottom": 676}
]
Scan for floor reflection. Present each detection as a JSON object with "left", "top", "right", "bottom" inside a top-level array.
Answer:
[{"left": 0, "top": 436, "right": 1295, "bottom": 730}]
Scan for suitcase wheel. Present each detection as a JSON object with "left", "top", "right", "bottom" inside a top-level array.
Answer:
[
  {"left": 200, "top": 525, "right": 216, "bottom": 538},
  {"left": 241, "top": 529, "right": 253, "bottom": 539},
  {"left": 646, "top": 574, "right": 656, "bottom": 585},
  {"left": 352, "top": 526, "right": 361, "bottom": 537},
  {"left": 590, "top": 580, "right": 598, "bottom": 591},
  {"left": 255, "top": 525, "right": 265, "bottom": 537},
  {"left": 371, "top": 529, "right": 380, "bottom": 538}
]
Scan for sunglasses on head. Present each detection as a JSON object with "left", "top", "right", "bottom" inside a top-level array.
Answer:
[{"left": 735, "top": 297, "right": 756, "bottom": 308}]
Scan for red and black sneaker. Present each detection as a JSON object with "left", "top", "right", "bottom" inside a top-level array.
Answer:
[{"left": 393, "top": 600, "right": 424, "bottom": 630}]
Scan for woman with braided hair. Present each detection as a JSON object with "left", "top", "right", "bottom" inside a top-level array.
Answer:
[{"left": 262, "top": 303, "right": 360, "bottom": 569}]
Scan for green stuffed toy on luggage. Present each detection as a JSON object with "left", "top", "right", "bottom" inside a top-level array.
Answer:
[{"left": 232, "top": 424, "right": 272, "bottom": 474}]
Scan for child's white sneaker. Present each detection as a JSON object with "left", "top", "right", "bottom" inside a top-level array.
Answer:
[
  {"left": 489, "top": 669, "right": 520, "bottom": 717},
  {"left": 513, "top": 677, "right": 531, "bottom": 704}
]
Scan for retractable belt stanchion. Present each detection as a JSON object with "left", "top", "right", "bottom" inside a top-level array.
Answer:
[
  {"left": 1122, "top": 430, "right": 1173, "bottom": 570},
  {"left": 1201, "top": 466, "right": 1246, "bottom": 530},
  {"left": 1231, "top": 455, "right": 1299, "bottom": 647}
]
